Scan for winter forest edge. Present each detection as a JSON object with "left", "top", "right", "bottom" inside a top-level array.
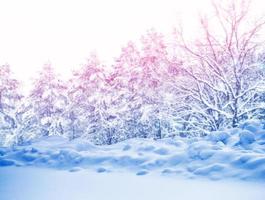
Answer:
[{"left": 1, "top": 0, "right": 265, "bottom": 147}]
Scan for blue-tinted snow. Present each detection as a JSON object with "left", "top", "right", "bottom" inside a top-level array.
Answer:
[
  {"left": 0, "top": 121, "right": 265, "bottom": 181},
  {"left": 0, "top": 167, "right": 265, "bottom": 200}
]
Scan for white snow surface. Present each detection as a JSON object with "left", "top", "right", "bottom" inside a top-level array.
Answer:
[
  {"left": 0, "top": 120, "right": 265, "bottom": 181},
  {"left": 1, "top": 167, "right": 265, "bottom": 200},
  {"left": 1, "top": 121, "right": 265, "bottom": 199}
]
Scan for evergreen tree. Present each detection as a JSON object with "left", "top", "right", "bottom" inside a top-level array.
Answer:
[
  {"left": 0, "top": 65, "right": 22, "bottom": 146},
  {"left": 20, "top": 63, "right": 68, "bottom": 141}
]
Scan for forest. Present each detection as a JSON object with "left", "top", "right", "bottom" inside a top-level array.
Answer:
[{"left": 0, "top": 0, "right": 265, "bottom": 146}]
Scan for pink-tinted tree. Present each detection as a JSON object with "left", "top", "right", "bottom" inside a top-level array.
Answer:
[
  {"left": 174, "top": 0, "right": 265, "bottom": 134},
  {"left": 20, "top": 63, "right": 68, "bottom": 140},
  {"left": 66, "top": 54, "right": 110, "bottom": 142},
  {"left": 109, "top": 30, "right": 181, "bottom": 140}
]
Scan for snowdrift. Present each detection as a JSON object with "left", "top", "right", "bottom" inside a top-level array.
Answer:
[{"left": 0, "top": 121, "right": 265, "bottom": 181}]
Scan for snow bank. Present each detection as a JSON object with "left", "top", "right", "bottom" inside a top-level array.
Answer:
[{"left": 0, "top": 121, "right": 265, "bottom": 181}]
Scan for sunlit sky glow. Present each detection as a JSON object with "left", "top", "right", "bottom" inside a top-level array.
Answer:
[{"left": 0, "top": 0, "right": 264, "bottom": 89}]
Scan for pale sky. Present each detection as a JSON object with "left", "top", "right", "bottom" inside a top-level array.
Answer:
[{"left": 0, "top": 0, "right": 264, "bottom": 89}]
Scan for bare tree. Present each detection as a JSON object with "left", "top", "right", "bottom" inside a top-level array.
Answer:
[{"left": 174, "top": 0, "right": 265, "bottom": 134}]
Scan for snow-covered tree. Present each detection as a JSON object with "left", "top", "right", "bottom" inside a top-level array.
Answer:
[
  {"left": 109, "top": 30, "right": 180, "bottom": 140},
  {"left": 139, "top": 29, "right": 181, "bottom": 139},
  {"left": 0, "top": 65, "right": 22, "bottom": 146},
  {"left": 174, "top": 0, "right": 265, "bottom": 134},
  {"left": 66, "top": 54, "right": 109, "bottom": 142},
  {"left": 18, "top": 63, "right": 68, "bottom": 141},
  {"left": 109, "top": 41, "right": 144, "bottom": 139}
]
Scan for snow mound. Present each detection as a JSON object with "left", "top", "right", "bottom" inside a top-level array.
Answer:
[{"left": 1, "top": 122, "right": 265, "bottom": 181}]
